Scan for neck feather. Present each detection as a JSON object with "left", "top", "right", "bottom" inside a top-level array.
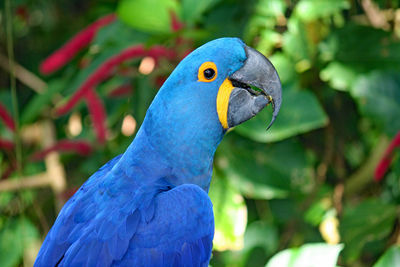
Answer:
[{"left": 114, "top": 111, "right": 224, "bottom": 191}]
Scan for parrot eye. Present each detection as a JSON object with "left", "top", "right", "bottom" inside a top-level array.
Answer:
[
  {"left": 203, "top": 68, "right": 215, "bottom": 80},
  {"left": 198, "top": 62, "right": 218, "bottom": 82}
]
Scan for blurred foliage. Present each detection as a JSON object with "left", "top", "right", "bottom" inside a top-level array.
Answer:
[
  {"left": 265, "top": 243, "right": 343, "bottom": 267},
  {"left": 0, "top": 217, "right": 39, "bottom": 267},
  {"left": 1, "top": 0, "right": 400, "bottom": 266}
]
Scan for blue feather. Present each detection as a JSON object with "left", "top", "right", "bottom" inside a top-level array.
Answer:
[
  {"left": 35, "top": 38, "right": 249, "bottom": 266},
  {"left": 125, "top": 209, "right": 140, "bottom": 237},
  {"left": 181, "top": 242, "right": 194, "bottom": 265}
]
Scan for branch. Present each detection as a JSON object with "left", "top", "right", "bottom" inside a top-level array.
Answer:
[
  {"left": 0, "top": 52, "right": 47, "bottom": 93},
  {"left": 361, "top": 0, "right": 390, "bottom": 30},
  {"left": 344, "top": 136, "right": 390, "bottom": 197},
  {"left": 0, "top": 120, "right": 67, "bottom": 211},
  {"left": 0, "top": 172, "right": 50, "bottom": 191},
  {"left": 41, "top": 120, "right": 67, "bottom": 196}
]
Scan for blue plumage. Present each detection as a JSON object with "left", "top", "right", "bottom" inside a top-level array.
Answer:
[{"left": 35, "top": 37, "right": 280, "bottom": 266}]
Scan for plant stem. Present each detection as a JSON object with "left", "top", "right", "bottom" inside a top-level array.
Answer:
[
  {"left": 344, "top": 136, "right": 390, "bottom": 197},
  {"left": 5, "top": 0, "right": 22, "bottom": 173}
]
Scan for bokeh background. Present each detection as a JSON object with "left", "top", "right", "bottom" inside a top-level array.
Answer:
[{"left": 1, "top": 0, "right": 400, "bottom": 266}]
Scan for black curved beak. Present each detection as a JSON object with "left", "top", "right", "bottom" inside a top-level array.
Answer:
[{"left": 227, "top": 46, "right": 282, "bottom": 130}]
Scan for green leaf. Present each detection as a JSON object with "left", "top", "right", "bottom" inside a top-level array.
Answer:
[
  {"left": 320, "top": 62, "right": 359, "bottom": 91},
  {"left": 117, "top": 0, "right": 179, "bottom": 34},
  {"left": 282, "top": 17, "right": 316, "bottom": 67},
  {"left": 254, "top": 0, "right": 286, "bottom": 18},
  {"left": 382, "top": 161, "right": 400, "bottom": 204},
  {"left": 0, "top": 192, "right": 13, "bottom": 209},
  {"left": 244, "top": 0, "right": 286, "bottom": 43},
  {"left": 181, "top": 0, "right": 221, "bottom": 24},
  {"left": 373, "top": 245, "right": 400, "bottom": 267},
  {"left": 132, "top": 76, "right": 158, "bottom": 125},
  {"left": 0, "top": 91, "right": 13, "bottom": 116},
  {"left": 320, "top": 24, "right": 400, "bottom": 70},
  {"left": 351, "top": 71, "right": 400, "bottom": 136},
  {"left": 64, "top": 27, "right": 149, "bottom": 98},
  {"left": 295, "top": 0, "right": 350, "bottom": 22},
  {"left": 216, "top": 136, "right": 312, "bottom": 199},
  {"left": 20, "top": 79, "right": 65, "bottom": 124},
  {"left": 0, "top": 217, "right": 39, "bottom": 267},
  {"left": 255, "top": 29, "right": 281, "bottom": 56},
  {"left": 319, "top": 24, "right": 400, "bottom": 93},
  {"left": 0, "top": 91, "right": 14, "bottom": 137},
  {"left": 209, "top": 172, "right": 247, "bottom": 251},
  {"left": 202, "top": 1, "right": 254, "bottom": 39},
  {"left": 92, "top": 20, "right": 150, "bottom": 48},
  {"left": 269, "top": 53, "right": 297, "bottom": 84},
  {"left": 62, "top": 48, "right": 121, "bottom": 99},
  {"left": 269, "top": 199, "right": 297, "bottom": 223},
  {"left": 265, "top": 243, "right": 343, "bottom": 267},
  {"left": 340, "top": 198, "right": 397, "bottom": 262},
  {"left": 235, "top": 87, "right": 328, "bottom": 143},
  {"left": 304, "top": 199, "right": 331, "bottom": 226},
  {"left": 244, "top": 221, "right": 279, "bottom": 255}
]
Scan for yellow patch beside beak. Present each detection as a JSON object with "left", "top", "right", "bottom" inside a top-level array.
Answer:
[{"left": 216, "top": 78, "right": 235, "bottom": 129}]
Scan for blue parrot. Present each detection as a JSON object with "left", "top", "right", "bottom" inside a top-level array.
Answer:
[{"left": 34, "top": 37, "right": 282, "bottom": 267}]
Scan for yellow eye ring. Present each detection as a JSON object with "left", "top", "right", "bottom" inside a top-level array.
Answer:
[{"left": 198, "top": 62, "right": 218, "bottom": 82}]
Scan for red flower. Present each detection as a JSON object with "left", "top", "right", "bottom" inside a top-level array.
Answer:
[
  {"left": 85, "top": 89, "right": 107, "bottom": 143},
  {"left": 0, "top": 103, "right": 15, "bottom": 131},
  {"left": 108, "top": 84, "right": 133, "bottom": 97},
  {"left": 170, "top": 11, "right": 184, "bottom": 32},
  {"left": 0, "top": 138, "right": 14, "bottom": 151},
  {"left": 375, "top": 131, "right": 400, "bottom": 181},
  {"left": 40, "top": 14, "right": 116, "bottom": 74},
  {"left": 56, "top": 44, "right": 174, "bottom": 116},
  {"left": 16, "top": 6, "right": 29, "bottom": 22}
]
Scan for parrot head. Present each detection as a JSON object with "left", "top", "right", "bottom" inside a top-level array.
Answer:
[
  {"left": 148, "top": 37, "right": 281, "bottom": 131},
  {"left": 140, "top": 38, "right": 282, "bottom": 188}
]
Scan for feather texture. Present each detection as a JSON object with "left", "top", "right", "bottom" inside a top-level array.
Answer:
[{"left": 35, "top": 38, "right": 250, "bottom": 266}]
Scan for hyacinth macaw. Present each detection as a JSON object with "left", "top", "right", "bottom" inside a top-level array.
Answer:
[{"left": 35, "top": 37, "right": 282, "bottom": 267}]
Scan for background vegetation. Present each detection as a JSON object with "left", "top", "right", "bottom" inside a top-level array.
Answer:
[{"left": 0, "top": 0, "right": 400, "bottom": 266}]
